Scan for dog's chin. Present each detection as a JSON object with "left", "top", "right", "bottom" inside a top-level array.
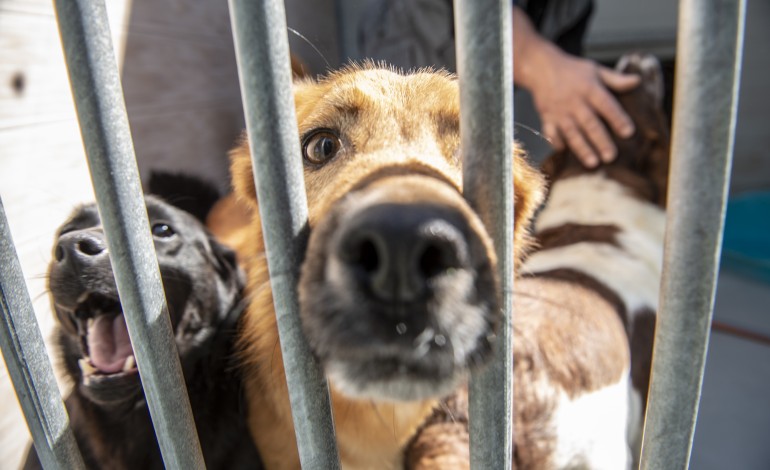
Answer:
[
  {"left": 78, "top": 369, "right": 143, "bottom": 409},
  {"left": 327, "top": 358, "right": 469, "bottom": 402}
]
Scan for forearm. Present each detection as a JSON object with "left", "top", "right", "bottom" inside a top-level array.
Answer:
[{"left": 512, "top": 6, "right": 562, "bottom": 90}]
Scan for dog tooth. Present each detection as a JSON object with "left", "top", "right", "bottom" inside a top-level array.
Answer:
[
  {"left": 413, "top": 328, "right": 434, "bottom": 358},
  {"left": 123, "top": 355, "right": 136, "bottom": 372},
  {"left": 414, "top": 342, "right": 430, "bottom": 358},
  {"left": 87, "top": 318, "right": 95, "bottom": 330},
  {"left": 77, "top": 292, "right": 90, "bottom": 304},
  {"left": 414, "top": 327, "right": 434, "bottom": 346},
  {"left": 78, "top": 358, "right": 96, "bottom": 376}
]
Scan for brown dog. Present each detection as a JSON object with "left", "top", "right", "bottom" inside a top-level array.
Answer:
[{"left": 222, "top": 64, "right": 545, "bottom": 469}]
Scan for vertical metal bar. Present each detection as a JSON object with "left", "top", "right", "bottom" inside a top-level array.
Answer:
[
  {"left": 228, "top": 1, "right": 341, "bottom": 469},
  {"left": 52, "top": 1, "right": 205, "bottom": 468},
  {"left": 455, "top": 1, "right": 514, "bottom": 469},
  {"left": 640, "top": 0, "right": 746, "bottom": 468},
  {"left": 0, "top": 197, "right": 85, "bottom": 470}
]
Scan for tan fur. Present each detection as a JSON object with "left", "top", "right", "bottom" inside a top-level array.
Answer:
[{"left": 220, "top": 65, "right": 545, "bottom": 469}]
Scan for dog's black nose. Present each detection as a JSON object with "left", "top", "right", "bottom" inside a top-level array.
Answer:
[
  {"left": 55, "top": 231, "right": 108, "bottom": 266},
  {"left": 337, "top": 204, "right": 469, "bottom": 303}
]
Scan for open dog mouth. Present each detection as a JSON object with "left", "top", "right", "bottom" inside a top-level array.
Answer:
[{"left": 70, "top": 292, "right": 138, "bottom": 383}]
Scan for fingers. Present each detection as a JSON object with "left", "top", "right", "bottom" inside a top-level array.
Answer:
[
  {"left": 599, "top": 67, "right": 641, "bottom": 92},
  {"left": 541, "top": 121, "right": 564, "bottom": 151},
  {"left": 588, "top": 80, "right": 635, "bottom": 139},
  {"left": 574, "top": 105, "right": 617, "bottom": 163},
  {"left": 543, "top": 101, "right": 617, "bottom": 168},
  {"left": 558, "top": 118, "right": 599, "bottom": 168},
  {"left": 534, "top": 61, "right": 641, "bottom": 168}
]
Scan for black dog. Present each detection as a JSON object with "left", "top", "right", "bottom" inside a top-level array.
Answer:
[{"left": 23, "top": 194, "right": 260, "bottom": 469}]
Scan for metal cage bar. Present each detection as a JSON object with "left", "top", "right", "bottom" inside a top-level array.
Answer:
[
  {"left": 455, "top": 1, "right": 515, "bottom": 468},
  {"left": 228, "top": 1, "right": 341, "bottom": 468},
  {"left": 52, "top": 1, "right": 205, "bottom": 468},
  {"left": 0, "top": 197, "right": 85, "bottom": 470},
  {"left": 639, "top": 0, "right": 746, "bottom": 468},
  {"left": 4, "top": 0, "right": 749, "bottom": 468}
]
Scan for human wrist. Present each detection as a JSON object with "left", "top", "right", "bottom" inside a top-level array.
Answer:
[{"left": 514, "top": 37, "right": 561, "bottom": 91}]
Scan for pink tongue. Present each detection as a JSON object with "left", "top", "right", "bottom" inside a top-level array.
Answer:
[{"left": 88, "top": 315, "right": 134, "bottom": 374}]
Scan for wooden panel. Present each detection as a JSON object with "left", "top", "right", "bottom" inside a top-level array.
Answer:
[
  {"left": 0, "top": 120, "right": 95, "bottom": 470},
  {"left": 121, "top": 0, "right": 244, "bottom": 192},
  {"left": 0, "top": 0, "right": 243, "bottom": 467},
  {"left": 0, "top": 1, "right": 131, "bottom": 127}
]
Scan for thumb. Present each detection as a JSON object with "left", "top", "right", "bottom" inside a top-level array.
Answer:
[{"left": 599, "top": 67, "right": 641, "bottom": 92}]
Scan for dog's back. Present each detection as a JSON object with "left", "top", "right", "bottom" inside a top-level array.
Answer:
[
  {"left": 405, "top": 53, "right": 670, "bottom": 470},
  {"left": 513, "top": 53, "right": 669, "bottom": 469}
]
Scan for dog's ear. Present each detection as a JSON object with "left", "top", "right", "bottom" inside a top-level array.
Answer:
[
  {"left": 539, "top": 150, "right": 568, "bottom": 184},
  {"left": 147, "top": 171, "right": 221, "bottom": 222},
  {"left": 513, "top": 146, "right": 546, "bottom": 267},
  {"left": 229, "top": 133, "right": 258, "bottom": 206},
  {"left": 207, "top": 233, "right": 246, "bottom": 291}
]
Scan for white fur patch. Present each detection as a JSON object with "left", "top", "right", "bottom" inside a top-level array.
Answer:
[
  {"left": 535, "top": 174, "right": 666, "bottom": 243},
  {"left": 524, "top": 173, "right": 662, "bottom": 467},
  {"left": 626, "top": 386, "right": 644, "bottom": 465},
  {"left": 524, "top": 173, "right": 666, "bottom": 316},
  {"left": 522, "top": 242, "right": 661, "bottom": 317},
  {"left": 550, "top": 375, "right": 632, "bottom": 470}
]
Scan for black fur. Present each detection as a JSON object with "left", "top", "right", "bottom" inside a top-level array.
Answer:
[
  {"left": 22, "top": 196, "right": 260, "bottom": 470},
  {"left": 147, "top": 171, "right": 221, "bottom": 223}
]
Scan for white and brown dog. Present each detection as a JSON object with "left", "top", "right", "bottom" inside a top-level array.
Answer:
[{"left": 406, "top": 53, "right": 670, "bottom": 469}]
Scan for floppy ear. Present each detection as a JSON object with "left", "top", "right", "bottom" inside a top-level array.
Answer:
[
  {"left": 229, "top": 133, "right": 258, "bottom": 206},
  {"left": 229, "top": 76, "right": 322, "bottom": 207},
  {"left": 512, "top": 146, "right": 546, "bottom": 268},
  {"left": 147, "top": 171, "right": 221, "bottom": 223},
  {"left": 207, "top": 233, "right": 246, "bottom": 292},
  {"left": 539, "top": 150, "right": 569, "bottom": 185}
]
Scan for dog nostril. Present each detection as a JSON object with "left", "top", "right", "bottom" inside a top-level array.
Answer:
[
  {"left": 77, "top": 238, "right": 104, "bottom": 256},
  {"left": 55, "top": 245, "right": 65, "bottom": 262},
  {"left": 418, "top": 241, "right": 458, "bottom": 279},
  {"left": 354, "top": 238, "right": 380, "bottom": 273}
]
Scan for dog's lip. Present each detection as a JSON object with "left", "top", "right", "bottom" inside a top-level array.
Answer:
[
  {"left": 330, "top": 327, "right": 453, "bottom": 369},
  {"left": 61, "top": 292, "right": 140, "bottom": 380},
  {"left": 79, "top": 355, "right": 139, "bottom": 385}
]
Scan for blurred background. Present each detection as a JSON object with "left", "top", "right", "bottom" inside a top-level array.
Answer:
[{"left": 1, "top": 0, "right": 768, "bottom": 468}]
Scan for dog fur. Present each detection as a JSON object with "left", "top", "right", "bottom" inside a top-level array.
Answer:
[
  {"left": 22, "top": 194, "right": 260, "bottom": 470},
  {"left": 223, "top": 64, "right": 545, "bottom": 469},
  {"left": 405, "top": 53, "right": 670, "bottom": 469}
]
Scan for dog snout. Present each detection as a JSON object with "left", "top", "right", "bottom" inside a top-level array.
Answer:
[
  {"left": 336, "top": 204, "right": 469, "bottom": 304},
  {"left": 55, "top": 231, "right": 108, "bottom": 267}
]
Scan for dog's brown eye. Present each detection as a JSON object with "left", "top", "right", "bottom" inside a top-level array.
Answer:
[
  {"left": 302, "top": 130, "right": 341, "bottom": 165},
  {"left": 151, "top": 223, "right": 175, "bottom": 238}
]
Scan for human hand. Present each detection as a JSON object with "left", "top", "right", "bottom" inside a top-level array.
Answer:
[{"left": 517, "top": 43, "right": 641, "bottom": 167}]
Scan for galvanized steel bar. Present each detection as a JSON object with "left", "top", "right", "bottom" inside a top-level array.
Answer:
[
  {"left": 52, "top": 1, "right": 205, "bottom": 468},
  {"left": 228, "top": 1, "right": 341, "bottom": 468},
  {"left": 0, "top": 197, "right": 85, "bottom": 470},
  {"left": 639, "top": 0, "right": 746, "bottom": 468},
  {"left": 455, "top": 1, "right": 514, "bottom": 468}
]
